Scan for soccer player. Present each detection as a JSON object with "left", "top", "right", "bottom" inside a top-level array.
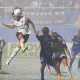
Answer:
[
  {"left": 34, "top": 27, "right": 54, "bottom": 80},
  {"left": 70, "top": 29, "right": 80, "bottom": 70},
  {"left": 46, "top": 30, "right": 65, "bottom": 73},
  {"left": 2, "top": 7, "right": 38, "bottom": 65},
  {"left": 0, "top": 37, "right": 5, "bottom": 72},
  {"left": 51, "top": 32, "right": 74, "bottom": 80}
]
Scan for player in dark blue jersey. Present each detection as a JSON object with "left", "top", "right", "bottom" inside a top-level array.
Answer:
[
  {"left": 34, "top": 27, "right": 54, "bottom": 80},
  {"left": 70, "top": 29, "right": 80, "bottom": 70}
]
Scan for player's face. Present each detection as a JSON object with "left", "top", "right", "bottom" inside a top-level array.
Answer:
[
  {"left": 52, "top": 32, "right": 58, "bottom": 39},
  {"left": 12, "top": 14, "right": 17, "bottom": 20}
]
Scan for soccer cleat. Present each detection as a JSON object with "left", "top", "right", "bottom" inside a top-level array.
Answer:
[
  {"left": 70, "top": 77, "right": 74, "bottom": 80},
  {"left": 22, "top": 47, "right": 28, "bottom": 53},
  {"left": 6, "top": 59, "right": 10, "bottom": 65},
  {"left": 57, "top": 74, "right": 61, "bottom": 80}
]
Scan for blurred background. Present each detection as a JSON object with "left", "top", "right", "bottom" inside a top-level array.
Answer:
[{"left": 0, "top": 0, "right": 80, "bottom": 57}]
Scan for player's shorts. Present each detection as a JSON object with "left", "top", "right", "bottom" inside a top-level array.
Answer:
[
  {"left": 40, "top": 55, "right": 54, "bottom": 66},
  {"left": 71, "top": 49, "right": 80, "bottom": 56},
  {"left": 54, "top": 50, "right": 67, "bottom": 62},
  {"left": 16, "top": 32, "right": 29, "bottom": 43},
  {"left": 40, "top": 56, "right": 46, "bottom": 63}
]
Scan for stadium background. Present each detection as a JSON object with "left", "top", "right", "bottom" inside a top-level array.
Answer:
[{"left": 0, "top": 0, "right": 80, "bottom": 57}]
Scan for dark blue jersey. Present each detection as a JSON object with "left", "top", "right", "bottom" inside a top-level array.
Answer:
[
  {"left": 36, "top": 34, "right": 53, "bottom": 57},
  {"left": 72, "top": 35, "right": 80, "bottom": 50}
]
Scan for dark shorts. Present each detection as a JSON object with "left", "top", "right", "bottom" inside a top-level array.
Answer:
[
  {"left": 71, "top": 49, "right": 80, "bottom": 56},
  {"left": 16, "top": 32, "right": 29, "bottom": 43},
  {"left": 55, "top": 56, "right": 67, "bottom": 63},
  {"left": 54, "top": 50, "right": 67, "bottom": 63},
  {"left": 40, "top": 55, "right": 54, "bottom": 66}
]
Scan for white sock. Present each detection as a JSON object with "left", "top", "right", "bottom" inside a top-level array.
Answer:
[
  {"left": 64, "top": 66, "right": 72, "bottom": 78},
  {"left": 20, "top": 39, "right": 25, "bottom": 50},
  {"left": 7, "top": 47, "right": 20, "bottom": 63}
]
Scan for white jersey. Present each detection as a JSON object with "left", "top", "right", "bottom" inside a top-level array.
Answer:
[
  {"left": 13, "top": 17, "right": 31, "bottom": 35},
  {"left": 0, "top": 37, "right": 3, "bottom": 51}
]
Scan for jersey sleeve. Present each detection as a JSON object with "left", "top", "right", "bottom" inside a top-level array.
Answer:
[
  {"left": 36, "top": 35, "right": 42, "bottom": 41},
  {"left": 57, "top": 34, "right": 63, "bottom": 40},
  {"left": 71, "top": 35, "right": 76, "bottom": 41},
  {"left": 27, "top": 18, "right": 33, "bottom": 24}
]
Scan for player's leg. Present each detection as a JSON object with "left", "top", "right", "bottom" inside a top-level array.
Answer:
[
  {"left": 61, "top": 57, "right": 74, "bottom": 80},
  {"left": 40, "top": 56, "right": 46, "bottom": 80},
  {"left": 22, "top": 34, "right": 29, "bottom": 53},
  {"left": 40, "top": 62, "right": 46, "bottom": 80},
  {"left": 70, "top": 54, "right": 76, "bottom": 70},
  {"left": 46, "top": 64, "right": 51, "bottom": 72},
  {"left": 6, "top": 42, "right": 20, "bottom": 65},
  {"left": 77, "top": 53, "right": 80, "bottom": 69},
  {"left": 17, "top": 32, "right": 26, "bottom": 52},
  {"left": 55, "top": 58, "right": 61, "bottom": 80},
  {"left": 0, "top": 51, "right": 2, "bottom": 71},
  {"left": 17, "top": 32, "right": 29, "bottom": 53}
]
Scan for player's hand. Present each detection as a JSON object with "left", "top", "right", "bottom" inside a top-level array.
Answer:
[
  {"left": 34, "top": 30, "right": 39, "bottom": 35},
  {"left": 2, "top": 22, "right": 6, "bottom": 26}
]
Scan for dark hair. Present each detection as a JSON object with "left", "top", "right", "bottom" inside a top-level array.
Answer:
[
  {"left": 42, "top": 27, "right": 49, "bottom": 35},
  {"left": 12, "top": 11, "right": 14, "bottom": 16}
]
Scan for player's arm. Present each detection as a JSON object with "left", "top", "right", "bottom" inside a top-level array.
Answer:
[
  {"left": 1, "top": 39, "right": 6, "bottom": 48},
  {"left": 70, "top": 40, "right": 78, "bottom": 44},
  {"left": 27, "top": 18, "right": 38, "bottom": 34},
  {"left": 27, "top": 19, "right": 35, "bottom": 30},
  {"left": 0, "top": 37, "right": 6, "bottom": 50},
  {"left": 57, "top": 34, "right": 63, "bottom": 40},
  {"left": 2, "top": 22, "right": 15, "bottom": 29},
  {"left": 70, "top": 36, "right": 78, "bottom": 44},
  {"left": 64, "top": 47, "right": 71, "bottom": 58}
]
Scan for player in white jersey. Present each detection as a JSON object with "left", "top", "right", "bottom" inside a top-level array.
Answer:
[
  {"left": 0, "top": 37, "right": 5, "bottom": 72},
  {"left": 2, "top": 8, "right": 38, "bottom": 65}
]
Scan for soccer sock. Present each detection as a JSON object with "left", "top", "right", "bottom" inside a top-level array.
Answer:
[
  {"left": 70, "top": 60, "right": 74, "bottom": 69},
  {"left": 40, "top": 72, "right": 44, "bottom": 79},
  {"left": 8, "top": 47, "right": 20, "bottom": 62},
  {"left": 78, "top": 59, "right": 80, "bottom": 68},
  {"left": 20, "top": 39, "right": 25, "bottom": 50},
  {"left": 64, "top": 66, "right": 72, "bottom": 78}
]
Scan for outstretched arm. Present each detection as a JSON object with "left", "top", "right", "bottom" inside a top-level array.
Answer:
[
  {"left": 1, "top": 39, "right": 6, "bottom": 49},
  {"left": 27, "top": 19, "right": 39, "bottom": 34},
  {"left": 2, "top": 22, "right": 15, "bottom": 29},
  {"left": 70, "top": 40, "right": 78, "bottom": 44}
]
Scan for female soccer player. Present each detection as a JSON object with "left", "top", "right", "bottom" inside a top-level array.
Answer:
[
  {"left": 51, "top": 32, "right": 74, "bottom": 80},
  {"left": 0, "top": 37, "right": 5, "bottom": 72},
  {"left": 46, "top": 30, "right": 65, "bottom": 73},
  {"left": 2, "top": 7, "right": 38, "bottom": 65},
  {"left": 70, "top": 29, "right": 80, "bottom": 70},
  {"left": 34, "top": 27, "right": 55, "bottom": 80}
]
